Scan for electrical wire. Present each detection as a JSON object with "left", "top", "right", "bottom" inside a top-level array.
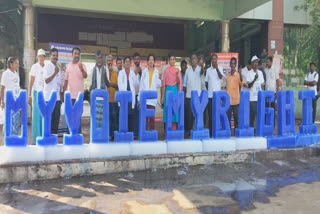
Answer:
[{"left": 0, "top": 8, "right": 19, "bottom": 14}]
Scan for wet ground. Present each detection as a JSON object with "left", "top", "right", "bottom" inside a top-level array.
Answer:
[{"left": 1, "top": 155, "right": 320, "bottom": 213}]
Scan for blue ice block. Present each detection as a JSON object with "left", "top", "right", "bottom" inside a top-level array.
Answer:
[
  {"left": 114, "top": 91, "right": 133, "bottom": 143},
  {"left": 212, "top": 91, "right": 231, "bottom": 139},
  {"left": 267, "top": 91, "right": 296, "bottom": 149},
  {"left": 298, "top": 90, "right": 317, "bottom": 135},
  {"left": 277, "top": 91, "right": 295, "bottom": 136},
  {"left": 236, "top": 91, "right": 254, "bottom": 137},
  {"left": 64, "top": 92, "right": 84, "bottom": 145},
  {"left": 139, "top": 91, "right": 158, "bottom": 142},
  {"left": 37, "top": 91, "right": 58, "bottom": 146},
  {"left": 4, "top": 90, "right": 28, "bottom": 146},
  {"left": 256, "top": 91, "right": 275, "bottom": 137},
  {"left": 166, "top": 91, "right": 184, "bottom": 141},
  {"left": 90, "top": 89, "right": 109, "bottom": 144},
  {"left": 191, "top": 90, "right": 209, "bottom": 140}
]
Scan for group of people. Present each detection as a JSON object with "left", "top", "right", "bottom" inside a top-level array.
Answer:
[{"left": 2, "top": 46, "right": 319, "bottom": 143}]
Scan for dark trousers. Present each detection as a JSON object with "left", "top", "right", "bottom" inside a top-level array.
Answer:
[
  {"left": 51, "top": 101, "right": 61, "bottom": 134},
  {"left": 128, "top": 102, "right": 134, "bottom": 133},
  {"left": 146, "top": 105, "right": 155, "bottom": 130},
  {"left": 208, "top": 98, "right": 213, "bottom": 136},
  {"left": 109, "top": 102, "right": 119, "bottom": 137},
  {"left": 133, "top": 95, "right": 139, "bottom": 136},
  {"left": 227, "top": 104, "right": 239, "bottom": 129},
  {"left": 313, "top": 95, "right": 319, "bottom": 123},
  {"left": 250, "top": 101, "right": 257, "bottom": 128},
  {"left": 185, "top": 98, "right": 193, "bottom": 132}
]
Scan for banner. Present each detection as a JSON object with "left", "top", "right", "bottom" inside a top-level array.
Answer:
[
  {"left": 216, "top": 53, "right": 239, "bottom": 75},
  {"left": 49, "top": 43, "right": 81, "bottom": 64}
]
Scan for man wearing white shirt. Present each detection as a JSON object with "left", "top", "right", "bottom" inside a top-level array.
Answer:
[
  {"left": 28, "top": 49, "right": 46, "bottom": 144},
  {"left": 90, "top": 50, "right": 108, "bottom": 128},
  {"left": 183, "top": 54, "right": 201, "bottom": 136},
  {"left": 265, "top": 56, "right": 280, "bottom": 109},
  {"left": 304, "top": 62, "right": 318, "bottom": 122},
  {"left": 205, "top": 53, "right": 225, "bottom": 136},
  {"left": 241, "top": 59, "right": 252, "bottom": 91},
  {"left": 44, "top": 48, "right": 63, "bottom": 135},
  {"left": 246, "top": 55, "right": 265, "bottom": 129}
]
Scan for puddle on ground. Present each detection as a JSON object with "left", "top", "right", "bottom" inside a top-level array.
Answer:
[{"left": 1, "top": 157, "right": 320, "bottom": 213}]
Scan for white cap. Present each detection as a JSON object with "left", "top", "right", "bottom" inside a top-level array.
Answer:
[
  {"left": 37, "top": 49, "right": 46, "bottom": 56},
  {"left": 251, "top": 55, "right": 259, "bottom": 62}
]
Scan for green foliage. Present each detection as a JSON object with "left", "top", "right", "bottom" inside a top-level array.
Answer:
[
  {"left": 283, "top": 26, "right": 318, "bottom": 76},
  {"left": 284, "top": 0, "right": 320, "bottom": 79}
]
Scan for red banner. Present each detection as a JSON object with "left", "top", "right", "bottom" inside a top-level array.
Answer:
[{"left": 216, "top": 53, "right": 239, "bottom": 75}]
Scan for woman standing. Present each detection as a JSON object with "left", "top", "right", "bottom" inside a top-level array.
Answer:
[
  {"left": 118, "top": 56, "right": 140, "bottom": 132},
  {"left": 161, "top": 54, "right": 182, "bottom": 129},
  {"left": 1, "top": 57, "right": 21, "bottom": 135},
  {"left": 138, "top": 54, "right": 162, "bottom": 130},
  {"left": 28, "top": 49, "right": 46, "bottom": 144}
]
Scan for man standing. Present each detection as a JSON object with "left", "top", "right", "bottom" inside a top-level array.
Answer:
[
  {"left": 90, "top": 50, "right": 108, "bottom": 127},
  {"left": 205, "top": 53, "right": 225, "bottom": 136},
  {"left": 116, "top": 58, "right": 123, "bottom": 74},
  {"left": 265, "top": 56, "right": 280, "bottom": 109},
  {"left": 133, "top": 52, "right": 141, "bottom": 138},
  {"left": 44, "top": 48, "right": 63, "bottom": 135},
  {"left": 246, "top": 55, "right": 265, "bottom": 129},
  {"left": 106, "top": 55, "right": 119, "bottom": 139},
  {"left": 241, "top": 59, "right": 252, "bottom": 91},
  {"left": 226, "top": 57, "right": 246, "bottom": 135},
  {"left": 184, "top": 54, "right": 202, "bottom": 137},
  {"left": 63, "top": 47, "right": 87, "bottom": 133},
  {"left": 180, "top": 60, "right": 187, "bottom": 86},
  {"left": 29, "top": 49, "right": 46, "bottom": 144},
  {"left": 304, "top": 62, "right": 318, "bottom": 122}
]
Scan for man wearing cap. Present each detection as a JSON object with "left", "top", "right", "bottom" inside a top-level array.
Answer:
[
  {"left": 246, "top": 55, "right": 265, "bottom": 130},
  {"left": 63, "top": 47, "right": 87, "bottom": 134},
  {"left": 28, "top": 49, "right": 46, "bottom": 145}
]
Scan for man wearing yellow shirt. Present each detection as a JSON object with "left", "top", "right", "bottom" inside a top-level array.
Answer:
[{"left": 106, "top": 55, "right": 118, "bottom": 140}]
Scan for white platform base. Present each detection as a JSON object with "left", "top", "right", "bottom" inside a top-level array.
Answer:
[
  {"left": 130, "top": 141, "right": 167, "bottom": 156},
  {"left": 167, "top": 140, "right": 202, "bottom": 154},
  {"left": 0, "top": 146, "right": 45, "bottom": 164},
  {"left": 88, "top": 144, "right": 131, "bottom": 159},
  {"left": 234, "top": 137, "right": 267, "bottom": 150},
  {"left": 202, "top": 139, "right": 236, "bottom": 152},
  {"left": 44, "top": 145, "right": 90, "bottom": 161}
]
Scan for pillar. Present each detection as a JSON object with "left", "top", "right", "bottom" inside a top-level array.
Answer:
[
  {"left": 221, "top": 20, "right": 230, "bottom": 53},
  {"left": 268, "top": 0, "right": 283, "bottom": 56},
  {"left": 23, "top": 5, "right": 35, "bottom": 89}
]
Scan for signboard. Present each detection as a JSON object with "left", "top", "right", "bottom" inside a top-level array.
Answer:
[
  {"left": 216, "top": 53, "right": 239, "bottom": 75},
  {"left": 49, "top": 43, "right": 81, "bottom": 64},
  {"left": 49, "top": 42, "right": 81, "bottom": 136}
]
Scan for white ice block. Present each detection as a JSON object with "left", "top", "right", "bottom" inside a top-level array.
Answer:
[
  {"left": 202, "top": 139, "right": 236, "bottom": 152},
  {"left": 234, "top": 137, "right": 267, "bottom": 150},
  {"left": 88, "top": 143, "right": 131, "bottom": 159},
  {"left": 44, "top": 144, "right": 90, "bottom": 161},
  {"left": 167, "top": 140, "right": 202, "bottom": 154},
  {"left": 0, "top": 145, "right": 45, "bottom": 164},
  {"left": 130, "top": 141, "right": 167, "bottom": 156}
]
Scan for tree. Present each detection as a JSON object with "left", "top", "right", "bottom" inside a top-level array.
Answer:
[{"left": 296, "top": 0, "right": 320, "bottom": 67}]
